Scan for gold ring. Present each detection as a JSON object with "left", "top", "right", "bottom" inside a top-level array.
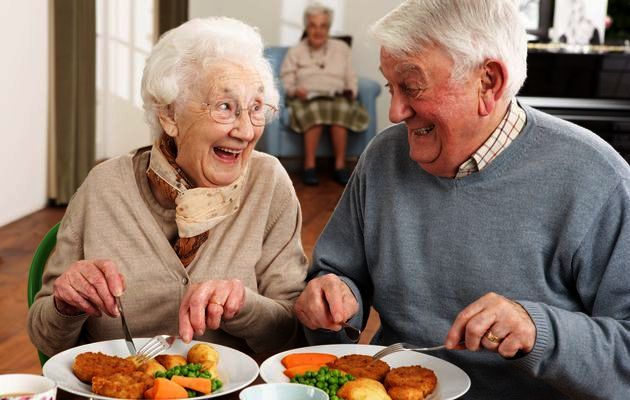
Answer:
[
  {"left": 484, "top": 330, "right": 501, "bottom": 344},
  {"left": 209, "top": 301, "right": 223, "bottom": 307}
]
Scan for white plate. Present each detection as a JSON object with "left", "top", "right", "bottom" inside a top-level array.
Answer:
[
  {"left": 259, "top": 344, "right": 470, "bottom": 400},
  {"left": 42, "top": 338, "right": 259, "bottom": 399}
]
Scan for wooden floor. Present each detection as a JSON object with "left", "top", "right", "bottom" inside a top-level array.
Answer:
[{"left": 0, "top": 168, "right": 378, "bottom": 374}]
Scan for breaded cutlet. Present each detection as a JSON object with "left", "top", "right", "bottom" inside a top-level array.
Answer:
[
  {"left": 385, "top": 365, "right": 437, "bottom": 400},
  {"left": 329, "top": 354, "right": 391, "bottom": 382},
  {"left": 72, "top": 352, "right": 137, "bottom": 383},
  {"left": 92, "top": 371, "right": 154, "bottom": 399}
]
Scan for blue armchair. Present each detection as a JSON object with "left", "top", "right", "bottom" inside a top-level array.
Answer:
[{"left": 257, "top": 46, "right": 381, "bottom": 158}]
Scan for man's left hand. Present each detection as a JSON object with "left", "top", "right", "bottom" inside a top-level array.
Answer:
[{"left": 445, "top": 292, "right": 536, "bottom": 358}]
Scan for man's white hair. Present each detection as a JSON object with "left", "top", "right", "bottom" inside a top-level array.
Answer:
[
  {"left": 370, "top": 0, "right": 527, "bottom": 100},
  {"left": 141, "top": 17, "right": 279, "bottom": 140},
  {"left": 303, "top": 1, "right": 334, "bottom": 27}
]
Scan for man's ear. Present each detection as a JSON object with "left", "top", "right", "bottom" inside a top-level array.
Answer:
[
  {"left": 477, "top": 60, "right": 507, "bottom": 116},
  {"left": 158, "top": 105, "right": 179, "bottom": 137}
]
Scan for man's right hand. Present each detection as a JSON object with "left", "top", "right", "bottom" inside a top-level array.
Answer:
[
  {"left": 52, "top": 259, "right": 125, "bottom": 318},
  {"left": 294, "top": 273, "right": 359, "bottom": 331}
]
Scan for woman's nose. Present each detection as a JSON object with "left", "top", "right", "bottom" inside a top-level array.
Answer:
[
  {"left": 230, "top": 112, "right": 256, "bottom": 141},
  {"left": 389, "top": 92, "right": 414, "bottom": 123}
]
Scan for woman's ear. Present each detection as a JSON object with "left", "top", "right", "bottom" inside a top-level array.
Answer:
[
  {"left": 477, "top": 60, "right": 507, "bottom": 116},
  {"left": 158, "top": 105, "right": 179, "bottom": 137}
]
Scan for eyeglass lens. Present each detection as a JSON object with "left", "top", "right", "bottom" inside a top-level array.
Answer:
[{"left": 209, "top": 100, "right": 268, "bottom": 126}]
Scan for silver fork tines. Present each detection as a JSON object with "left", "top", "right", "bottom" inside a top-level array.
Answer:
[
  {"left": 133, "top": 335, "right": 177, "bottom": 365},
  {"left": 372, "top": 342, "right": 454, "bottom": 360}
]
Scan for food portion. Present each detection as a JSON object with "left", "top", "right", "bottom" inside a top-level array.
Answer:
[
  {"left": 285, "top": 351, "right": 438, "bottom": 400},
  {"left": 71, "top": 343, "right": 223, "bottom": 399},
  {"left": 329, "top": 354, "right": 390, "bottom": 382},
  {"left": 72, "top": 352, "right": 137, "bottom": 383}
]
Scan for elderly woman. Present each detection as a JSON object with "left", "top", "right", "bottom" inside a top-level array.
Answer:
[
  {"left": 27, "top": 17, "right": 308, "bottom": 356},
  {"left": 280, "top": 3, "right": 368, "bottom": 186}
]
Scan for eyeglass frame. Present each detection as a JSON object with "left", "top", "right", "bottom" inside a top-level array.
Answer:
[{"left": 199, "top": 99, "right": 278, "bottom": 127}]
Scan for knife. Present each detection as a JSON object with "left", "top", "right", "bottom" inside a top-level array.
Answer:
[{"left": 115, "top": 296, "right": 137, "bottom": 355}]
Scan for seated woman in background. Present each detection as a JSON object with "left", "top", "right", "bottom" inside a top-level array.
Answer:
[
  {"left": 27, "top": 17, "right": 309, "bottom": 356},
  {"left": 281, "top": 2, "right": 369, "bottom": 186}
]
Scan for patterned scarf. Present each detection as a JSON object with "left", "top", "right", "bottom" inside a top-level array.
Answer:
[{"left": 146, "top": 134, "right": 246, "bottom": 267}]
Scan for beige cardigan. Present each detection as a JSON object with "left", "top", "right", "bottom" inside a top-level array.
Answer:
[
  {"left": 280, "top": 38, "right": 358, "bottom": 97},
  {"left": 28, "top": 148, "right": 308, "bottom": 356}
]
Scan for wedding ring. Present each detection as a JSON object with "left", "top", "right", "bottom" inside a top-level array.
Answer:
[
  {"left": 484, "top": 330, "right": 501, "bottom": 344},
  {"left": 209, "top": 301, "right": 223, "bottom": 307}
]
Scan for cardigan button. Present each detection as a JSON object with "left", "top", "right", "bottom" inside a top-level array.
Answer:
[{"left": 182, "top": 277, "right": 189, "bottom": 285}]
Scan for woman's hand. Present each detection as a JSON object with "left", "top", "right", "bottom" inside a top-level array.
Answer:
[
  {"left": 445, "top": 292, "right": 536, "bottom": 358},
  {"left": 294, "top": 273, "right": 359, "bottom": 331},
  {"left": 178, "top": 279, "right": 246, "bottom": 343},
  {"left": 52, "top": 259, "right": 125, "bottom": 318},
  {"left": 294, "top": 87, "right": 308, "bottom": 99}
]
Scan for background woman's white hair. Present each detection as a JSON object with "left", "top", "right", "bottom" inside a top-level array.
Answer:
[
  {"left": 141, "top": 17, "right": 279, "bottom": 140},
  {"left": 370, "top": 0, "right": 527, "bottom": 100},
  {"left": 303, "top": 1, "right": 334, "bottom": 27}
]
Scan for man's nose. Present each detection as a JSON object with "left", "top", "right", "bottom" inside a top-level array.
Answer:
[{"left": 389, "top": 92, "right": 414, "bottom": 123}]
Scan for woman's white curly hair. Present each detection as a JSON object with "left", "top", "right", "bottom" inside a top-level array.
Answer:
[
  {"left": 141, "top": 17, "right": 279, "bottom": 139},
  {"left": 370, "top": 0, "right": 527, "bottom": 100}
]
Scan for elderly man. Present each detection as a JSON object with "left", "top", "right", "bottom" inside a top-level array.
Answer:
[{"left": 295, "top": 1, "right": 630, "bottom": 399}]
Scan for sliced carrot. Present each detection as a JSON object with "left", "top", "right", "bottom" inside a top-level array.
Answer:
[
  {"left": 281, "top": 353, "right": 337, "bottom": 369},
  {"left": 283, "top": 364, "right": 325, "bottom": 378},
  {"left": 171, "top": 375, "right": 212, "bottom": 394},
  {"left": 146, "top": 377, "right": 188, "bottom": 399},
  {"left": 144, "top": 386, "right": 157, "bottom": 399}
]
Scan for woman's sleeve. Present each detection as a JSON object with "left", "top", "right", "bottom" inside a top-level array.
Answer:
[
  {"left": 280, "top": 47, "right": 299, "bottom": 97},
  {"left": 27, "top": 189, "right": 90, "bottom": 357},
  {"left": 220, "top": 167, "right": 308, "bottom": 352}
]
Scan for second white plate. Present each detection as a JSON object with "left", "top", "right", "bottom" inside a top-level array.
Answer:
[{"left": 260, "top": 344, "right": 470, "bottom": 400}]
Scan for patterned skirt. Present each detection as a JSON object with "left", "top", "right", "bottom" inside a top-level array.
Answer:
[{"left": 286, "top": 96, "right": 369, "bottom": 134}]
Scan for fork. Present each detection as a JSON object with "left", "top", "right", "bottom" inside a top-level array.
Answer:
[
  {"left": 131, "top": 335, "right": 178, "bottom": 365},
  {"left": 372, "top": 341, "right": 464, "bottom": 360}
]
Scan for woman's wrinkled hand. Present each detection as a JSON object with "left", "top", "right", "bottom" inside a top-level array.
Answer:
[
  {"left": 178, "top": 279, "right": 246, "bottom": 343},
  {"left": 294, "top": 87, "right": 309, "bottom": 99},
  {"left": 445, "top": 292, "right": 536, "bottom": 358},
  {"left": 52, "top": 259, "right": 125, "bottom": 318},
  {"left": 294, "top": 273, "right": 359, "bottom": 331}
]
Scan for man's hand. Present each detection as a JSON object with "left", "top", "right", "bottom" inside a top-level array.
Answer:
[
  {"left": 445, "top": 292, "right": 536, "bottom": 358},
  {"left": 295, "top": 273, "right": 359, "bottom": 331}
]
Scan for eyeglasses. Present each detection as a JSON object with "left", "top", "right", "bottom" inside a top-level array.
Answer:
[{"left": 201, "top": 99, "right": 277, "bottom": 127}]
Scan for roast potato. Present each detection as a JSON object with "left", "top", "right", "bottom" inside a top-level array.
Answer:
[
  {"left": 154, "top": 354, "right": 187, "bottom": 369},
  {"left": 136, "top": 358, "right": 166, "bottom": 376},
  {"left": 187, "top": 343, "right": 219, "bottom": 365},
  {"left": 337, "top": 377, "right": 392, "bottom": 400}
]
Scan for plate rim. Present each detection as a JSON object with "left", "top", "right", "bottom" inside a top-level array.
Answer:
[
  {"left": 42, "top": 338, "right": 259, "bottom": 400},
  {"left": 259, "top": 343, "right": 471, "bottom": 400}
]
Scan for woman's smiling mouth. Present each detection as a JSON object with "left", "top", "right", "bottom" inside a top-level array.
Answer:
[{"left": 214, "top": 146, "right": 242, "bottom": 161}]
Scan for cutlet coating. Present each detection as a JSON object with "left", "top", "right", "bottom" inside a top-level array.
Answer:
[
  {"left": 329, "top": 354, "right": 390, "bottom": 382},
  {"left": 92, "top": 371, "right": 154, "bottom": 399},
  {"left": 72, "top": 352, "right": 137, "bottom": 383},
  {"left": 385, "top": 365, "right": 437, "bottom": 400}
]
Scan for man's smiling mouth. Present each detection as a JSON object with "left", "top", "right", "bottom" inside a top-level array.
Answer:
[{"left": 411, "top": 124, "right": 435, "bottom": 136}]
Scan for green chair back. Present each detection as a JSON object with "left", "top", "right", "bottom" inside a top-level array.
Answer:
[{"left": 28, "top": 222, "right": 60, "bottom": 366}]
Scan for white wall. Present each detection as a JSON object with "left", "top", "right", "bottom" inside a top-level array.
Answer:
[
  {"left": 189, "top": 0, "right": 401, "bottom": 134},
  {"left": 0, "top": 0, "right": 49, "bottom": 227}
]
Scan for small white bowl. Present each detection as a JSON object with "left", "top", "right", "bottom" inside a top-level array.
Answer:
[
  {"left": 239, "top": 383, "right": 329, "bottom": 400},
  {"left": 0, "top": 374, "right": 57, "bottom": 400}
]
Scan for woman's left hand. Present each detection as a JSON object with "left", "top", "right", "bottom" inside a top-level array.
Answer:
[
  {"left": 178, "top": 279, "right": 246, "bottom": 343},
  {"left": 445, "top": 292, "right": 536, "bottom": 358}
]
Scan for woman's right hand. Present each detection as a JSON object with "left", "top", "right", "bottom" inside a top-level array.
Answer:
[
  {"left": 52, "top": 259, "right": 125, "bottom": 318},
  {"left": 294, "top": 273, "right": 359, "bottom": 331}
]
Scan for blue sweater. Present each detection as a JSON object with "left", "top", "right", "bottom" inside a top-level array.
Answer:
[{"left": 306, "top": 106, "right": 630, "bottom": 399}]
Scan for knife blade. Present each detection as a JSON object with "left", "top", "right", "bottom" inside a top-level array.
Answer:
[{"left": 115, "top": 296, "right": 137, "bottom": 355}]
